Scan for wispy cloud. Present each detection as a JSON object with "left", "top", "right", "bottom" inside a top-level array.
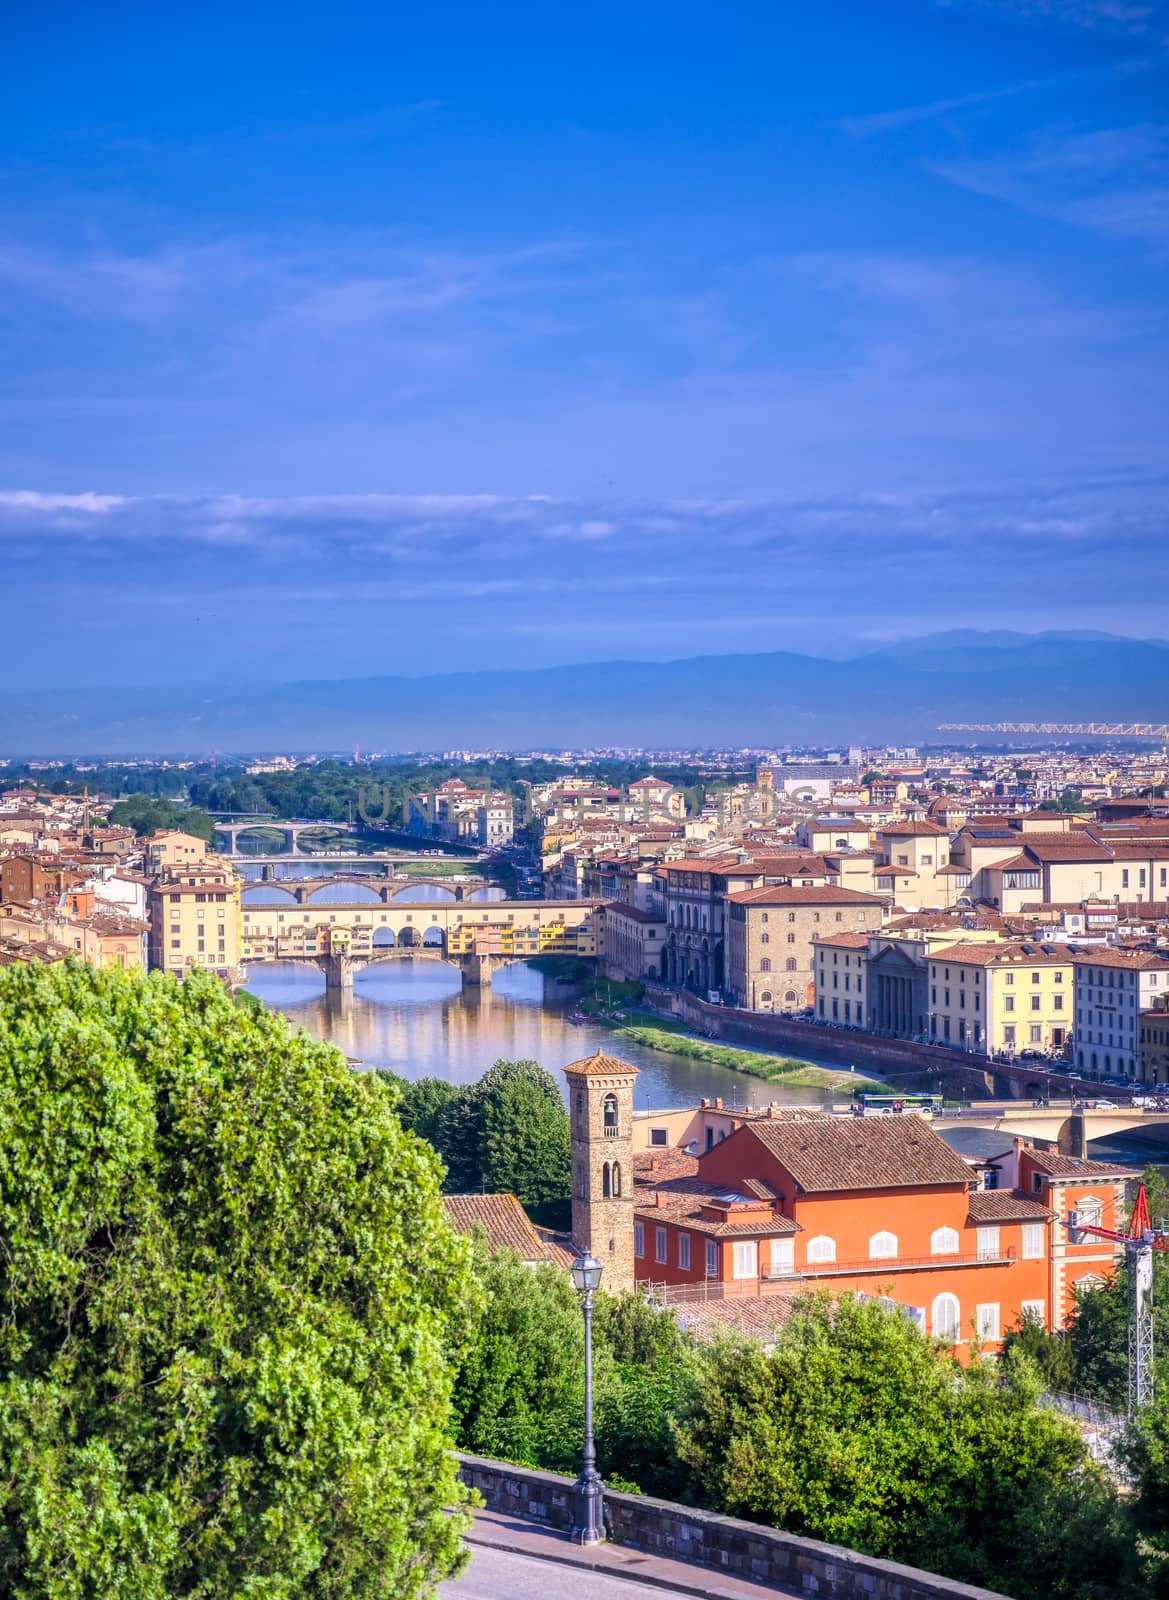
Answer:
[
  {"left": 936, "top": 0, "right": 1168, "bottom": 38},
  {"left": 929, "top": 121, "right": 1169, "bottom": 244},
  {"left": 840, "top": 77, "right": 1054, "bottom": 138}
]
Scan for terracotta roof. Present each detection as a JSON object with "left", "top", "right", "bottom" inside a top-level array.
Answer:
[
  {"left": 930, "top": 940, "right": 1072, "bottom": 967},
  {"left": 966, "top": 1189, "right": 1054, "bottom": 1223},
  {"left": 1071, "top": 949, "right": 1169, "bottom": 971},
  {"left": 726, "top": 884, "right": 885, "bottom": 906},
  {"left": 562, "top": 1048, "right": 641, "bottom": 1077},
  {"left": 602, "top": 903, "right": 662, "bottom": 924},
  {"left": 443, "top": 1192, "right": 552, "bottom": 1260},
  {"left": 814, "top": 931, "right": 870, "bottom": 950},
  {"left": 671, "top": 1291, "right": 801, "bottom": 1343},
  {"left": 879, "top": 821, "right": 949, "bottom": 837},
  {"left": 735, "top": 1116, "right": 972, "bottom": 1192},
  {"left": 1027, "top": 1151, "right": 1139, "bottom": 1179}
]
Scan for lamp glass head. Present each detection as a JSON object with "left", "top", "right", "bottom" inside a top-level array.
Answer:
[{"left": 570, "top": 1252, "right": 603, "bottom": 1293}]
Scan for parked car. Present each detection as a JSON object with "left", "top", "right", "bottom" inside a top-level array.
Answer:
[{"left": 1091, "top": 1099, "right": 1119, "bottom": 1110}]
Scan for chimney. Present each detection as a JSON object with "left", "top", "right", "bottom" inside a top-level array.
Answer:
[{"left": 715, "top": 1097, "right": 724, "bottom": 1110}]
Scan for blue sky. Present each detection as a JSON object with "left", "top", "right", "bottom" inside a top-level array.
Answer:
[{"left": 1, "top": 0, "right": 1167, "bottom": 689}]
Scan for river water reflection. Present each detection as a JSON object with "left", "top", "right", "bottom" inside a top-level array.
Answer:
[{"left": 245, "top": 959, "right": 845, "bottom": 1112}]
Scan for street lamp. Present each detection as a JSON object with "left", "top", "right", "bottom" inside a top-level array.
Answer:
[{"left": 570, "top": 1251, "right": 605, "bottom": 1545}]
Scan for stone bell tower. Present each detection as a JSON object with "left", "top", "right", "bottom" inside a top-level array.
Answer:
[{"left": 563, "top": 1049, "right": 639, "bottom": 1294}]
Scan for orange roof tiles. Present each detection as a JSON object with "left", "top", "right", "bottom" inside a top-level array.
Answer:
[{"left": 740, "top": 1115, "right": 972, "bottom": 1192}]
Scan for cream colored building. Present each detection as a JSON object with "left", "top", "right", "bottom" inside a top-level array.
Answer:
[
  {"left": 812, "top": 931, "right": 869, "bottom": 1027},
  {"left": 873, "top": 821, "right": 954, "bottom": 909},
  {"left": 600, "top": 901, "right": 666, "bottom": 983},
  {"left": 928, "top": 941, "right": 1073, "bottom": 1057},
  {"left": 147, "top": 829, "right": 213, "bottom": 873},
  {"left": 149, "top": 855, "right": 242, "bottom": 981}
]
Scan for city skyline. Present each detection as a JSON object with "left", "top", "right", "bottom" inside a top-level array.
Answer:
[{"left": 2, "top": 1, "right": 1167, "bottom": 690}]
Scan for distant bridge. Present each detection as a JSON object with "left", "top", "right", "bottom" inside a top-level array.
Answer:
[
  {"left": 247, "top": 945, "right": 507, "bottom": 991},
  {"left": 215, "top": 819, "right": 358, "bottom": 857},
  {"left": 240, "top": 874, "right": 503, "bottom": 905},
  {"left": 240, "top": 894, "right": 600, "bottom": 991},
  {"left": 931, "top": 1103, "right": 1169, "bottom": 1159}
]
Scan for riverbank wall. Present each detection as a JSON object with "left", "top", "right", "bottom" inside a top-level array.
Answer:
[{"left": 643, "top": 986, "right": 1093, "bottom": 1101}]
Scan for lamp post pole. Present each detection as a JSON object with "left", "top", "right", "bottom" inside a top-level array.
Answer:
[{"left": 571, "top": 1252, "right": 605, "bottom": 1545}]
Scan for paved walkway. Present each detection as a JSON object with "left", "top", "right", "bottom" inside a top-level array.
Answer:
[{"left": 438, "top": 1508, "right": 802, "bottom": 1598}]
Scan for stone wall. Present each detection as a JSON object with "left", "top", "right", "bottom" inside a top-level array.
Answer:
[
  {"left": 669, "top": 990, "right": 1092, "bottom": 1100},
  {"left": 456, "top": 1453, "right": 1012, "bottom": 1600}
]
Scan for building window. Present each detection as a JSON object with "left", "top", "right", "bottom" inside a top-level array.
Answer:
[
  {"left": 769, "top": 1237, "right": 795, "bottom": 1276},
  {"left": 1074, "top": 1196, "right": 1103, "bottom": 1230},
  {"left": 761, "top": 932, "right": 770, "bottom": 944},
  {"left": 1004, "top": 995, "right": 1015, "bottom": 1013},
  {"left": 932, "top": 1292, "right": 961, "bottom": 1342},
  {"left": 931, "top": 1226, "right": 959, "bottom": 1255},
  {"left": 732, "top": 1240, "right": 758, "bottom": 1280},
  {"left": 1022, "top": 1223, "right": 1044, "bottom": 1259},
  {"left": 678, "top": 1233, "right": 691, "bottom": 1270},
  {"left": 976, "top": 1303, "right": 1000, "bottom": 1340},
  {"left": 1021, "top": 1298, "right": 1046, "bottom": 1324},
  {"left": 1031, "top": 994, "right": 1041, "bottom": 1011},
  {"left": 785, "top": 958, "right": 797, "bottom": 972},
  {"left": 761, "top": 991, "right": 772, "bottom": 1003},
  {"left": 705, "top": 1238, "right": 718, "bottom": 1277},
  {"left": 787, "top": 932, "right": 795, "bottom": 943},
  {"left": 634, "top": 1222, "right": 645, "bottom": 1256},
  {"left": 760, "top": 958, "right": 771, "bottom": 972},
  {"left": 650, "top": 1127, "right": 668, "bottom": 1146},
  {"left": 603, "top": 1093, "right": 618, "bottom": 1133},
  {"left": 655, "top": 1226, "right": 667, "bottom": 1264},
  {"left": 869, "top": 1230, "right": 897, "bottom": 1260},
  {"left": 806, "top": 1234, "right": 836, "bottom": 1264},
  {"left": 977, "top": 1226, "right": 1001, "bottom": 1260}
]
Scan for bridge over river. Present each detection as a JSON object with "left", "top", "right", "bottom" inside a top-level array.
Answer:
[
  {"left": 930, "top": 1101, "right": 1169, "bottom": 1160},
  {"left": 240, "top": 891, "right": 600, "bottom": 991}
]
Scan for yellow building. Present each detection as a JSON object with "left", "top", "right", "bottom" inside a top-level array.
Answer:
[
  {"left": 928, "top": 940, "right": 1072, "bottom": 1058},
  {"left": 149, "top": 855, "right": 242, "bottom": 981}
]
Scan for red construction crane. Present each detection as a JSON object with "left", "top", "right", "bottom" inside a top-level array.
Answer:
[{"left": 1067, "top": 1182, "right": 1169, "bottom": 1412}]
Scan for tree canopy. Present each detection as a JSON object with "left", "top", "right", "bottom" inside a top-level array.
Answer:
[
  {"left": 674, "top": 1294, "right": 1135, "bottom": 1600},
  {"left": 387, "top": 1059, "right": 571, "bottom": 1224},
  {"left": 0, "top": 961, "right": 476, "bottom": 1600},
  {"left": 107, "top": 794, "right": 217, "bottom": 844}
]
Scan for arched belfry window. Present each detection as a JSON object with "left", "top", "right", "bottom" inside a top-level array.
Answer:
[
  {"left": 603, "top": 1093, "right": 618, "bottom": 1135},
  {"left": 602, "top": 1162, "right": 612, "bottom": 1198},
  {"left": 612, "top": 1162, "right": 622, "bottom": 1197},
  {"left": 576, "top": 1090, "right": 584, "bottom": 1123}
]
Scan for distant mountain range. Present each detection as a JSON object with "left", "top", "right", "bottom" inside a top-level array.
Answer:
[{"left": 2, "top": 632, "right": 1167, "bottom": 756}]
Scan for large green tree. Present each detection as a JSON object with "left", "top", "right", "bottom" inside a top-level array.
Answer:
[
  {"left": 0, "top": 961, "right": 476, "bottom": 1600},
  {"left": 674, "top": 1294, "right": 1137, "bottom": 1600},
  {"left": 386, "top": 1060, "right": 570, "bottom": 1222}
]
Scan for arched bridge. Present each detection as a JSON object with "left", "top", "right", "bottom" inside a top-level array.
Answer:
[
  {"left": 239, "top": 895, "right": 601, "bottom": 990},
  {"left": 240, "top": 875, "right": 504, "bottom": 906},
  {"left": 247, "top": 944, "right": 510, "bottom": 990},
  {"left": 932, "top": 1103, "right": 1169, "bottom": 1159},
  {"left": 214, "top": 820, "right": 358, "bottom": 857}
]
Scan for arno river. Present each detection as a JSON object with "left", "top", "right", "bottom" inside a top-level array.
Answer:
[{"left": 244, "top": 958, "right": 845, "bottom": 1112}]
